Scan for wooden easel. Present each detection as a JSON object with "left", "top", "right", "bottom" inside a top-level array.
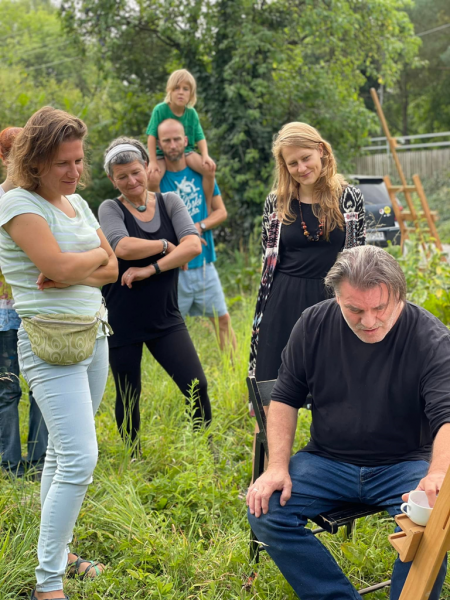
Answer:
[
  {"left": 370, "top": 88, "right": 443, "bottom": 253},
  {"left": 388, "top": 468, "right": 450, "bottom": 600}
]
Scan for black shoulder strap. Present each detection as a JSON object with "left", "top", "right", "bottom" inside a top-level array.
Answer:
[
  {"left": 114, "top": 197, "right": 127, "bottom": 215},
  {"left": 156, "top": 192, "right": 169, "bottom": 219}
]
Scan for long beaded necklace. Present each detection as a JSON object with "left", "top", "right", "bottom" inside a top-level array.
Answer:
[
  {"left": 299, "top": 201, "right": 324, "bottom": 242},
  {"left": 121, "top": 190, "right": 149, "bottom": 213}
]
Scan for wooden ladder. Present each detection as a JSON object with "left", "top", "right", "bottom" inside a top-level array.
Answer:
[{"left": 370, "top": 88, "right": 443, "bottom": 253}]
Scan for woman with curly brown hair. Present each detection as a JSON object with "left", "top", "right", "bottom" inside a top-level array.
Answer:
[
  {"left": 0, "top": 107, "right": 118, "bottom": 599},
  {"left": 249, "top": 122, "right": 366, "bottom": 384}
]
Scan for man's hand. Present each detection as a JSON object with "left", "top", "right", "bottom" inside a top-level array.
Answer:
[
  {"left": 36, "top": 272, "right": 71, "bottom": 290},
  {"left": 121, "top": 266, "right": 152, "bottom": 288},
  {"left": 404, "top": 424, "right": 450, "bottom": 508},
  {"left": 194, "top": 231, "right": 208, "bottom": 246},
  {"left": 246, "top": 467, "right": 292, "bottom": 518},
  {"left": 402, "top": 470, "right": 446, "bottom": 508},
  {"left": 194, "top": 223, "right": 209, "bottom": 240}
]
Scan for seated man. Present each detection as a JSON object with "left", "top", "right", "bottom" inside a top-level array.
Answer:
[
  {"left": 247, "top": 245, "right": 449, "bottom": 600},
  {"left": 157, "top": 118, "right": 236, "bottom": 351}
]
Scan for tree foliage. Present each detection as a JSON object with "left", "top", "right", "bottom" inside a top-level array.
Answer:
[
  {"left": 61, "top": 0, "right": 419, "bottom": 239},
  {"left": 0, "top": 0, "right": 84, "bottom": 126},
  {"left": 382, "top": 0, "right": 450, "bottom": 135},
  {"left": 0, "top": 0, "right": 423, "bottom": 240},
  {"left": 0, "top": 0, "right": 120, "bottom": 205}
]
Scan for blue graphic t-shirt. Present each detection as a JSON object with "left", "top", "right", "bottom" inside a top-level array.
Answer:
[{"left": 160, "top": 167, "right": 220, "bottom": 270}]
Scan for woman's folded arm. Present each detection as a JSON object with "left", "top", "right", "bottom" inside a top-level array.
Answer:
[
  {"left": 4, "top": 213, "right": 110, "bottom": 284},
  {"left": 155, "top": 234, "right": 201, "bottom": 272},
  {"left": 75, "top": 229, "right": 118, "bottom": 287},
  {"left": 115, "top": 236, "right": 166, "bottom": 260}
]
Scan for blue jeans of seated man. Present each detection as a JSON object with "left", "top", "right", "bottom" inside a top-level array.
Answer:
[
  {"left": 17, "top": 327, "right": 109, "bottom": 593},
  {"left": 248, "top": 452, "right": 447, "bottom": 600},
  {"left": 0, "top": 329, "right": 48, "bottom": 475}
]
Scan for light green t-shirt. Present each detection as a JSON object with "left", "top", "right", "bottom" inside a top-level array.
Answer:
[
  {"left": 146, "top": 102, "right": 205, "bottom": 156},
  {"left": 0, "top": 189, "right": 103, "bottom": 319}
]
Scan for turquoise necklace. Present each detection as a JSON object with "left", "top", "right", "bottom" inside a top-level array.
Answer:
[{"left": 121, "top": 190, "right": 149, "bottom": 213}]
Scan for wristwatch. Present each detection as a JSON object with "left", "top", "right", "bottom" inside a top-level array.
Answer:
[
  {"left": 152, "top": 261, "right": 161, "bottom": 275},
  {"left": 200, "top": 222, "right": 206, "bottom": 231},
  {"left": 160, "top": 238, "right": 168, "bottom": 255}
]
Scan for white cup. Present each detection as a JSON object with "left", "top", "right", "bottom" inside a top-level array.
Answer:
[{"left": 400, "top": 490, "right": 433, "bottom": 526}]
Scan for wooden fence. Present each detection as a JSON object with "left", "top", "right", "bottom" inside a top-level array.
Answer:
[{"left": 354, "top": 148, "right": 450, "bottom": 179}]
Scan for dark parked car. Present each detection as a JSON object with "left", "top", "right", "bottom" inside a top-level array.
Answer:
[{"left": 350, "top": 175, "right": 401, "bottom": 247}]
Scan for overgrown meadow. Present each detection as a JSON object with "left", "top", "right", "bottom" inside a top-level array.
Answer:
[{"left": 2, "top": 243, "right": 450, "bottom": 599}]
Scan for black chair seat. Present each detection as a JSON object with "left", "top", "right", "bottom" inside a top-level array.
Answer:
[{"left": 312, "top": 503, "right": 383, "bottom": 535}]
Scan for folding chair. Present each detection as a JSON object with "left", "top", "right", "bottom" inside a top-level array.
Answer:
[{"left": 247, "top": 375, "right": 391, "bottom": 596}]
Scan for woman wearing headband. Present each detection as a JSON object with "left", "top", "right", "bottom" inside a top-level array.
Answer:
[
  {"left": 0, "top": 107, "right": 118, "bottom": 599},
  {"left": 99, "top": 137, "right": 212, "bottom": 453}
]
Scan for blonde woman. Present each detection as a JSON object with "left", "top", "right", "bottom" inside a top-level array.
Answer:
[
  {"left": 0, "top": 106, "right": 118, "bottom": 599},
  {"left": 249, "top": 122, "right": 365, "bottom": 382},
  {"left": 146, "top": 68, "right": 215, "bottom": 203}
]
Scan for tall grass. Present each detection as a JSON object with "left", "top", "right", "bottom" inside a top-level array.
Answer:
[{"left": 1, "top": 280, "right": 449, "bottom": 599}]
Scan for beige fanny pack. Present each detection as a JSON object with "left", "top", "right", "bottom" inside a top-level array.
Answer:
[{"left": 22, "top": 302, "right": 113, "bottom": 365}]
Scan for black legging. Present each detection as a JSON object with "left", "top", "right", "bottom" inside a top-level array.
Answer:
[{"left": 109, "top": 328, "right": 211, "bottom": 446}]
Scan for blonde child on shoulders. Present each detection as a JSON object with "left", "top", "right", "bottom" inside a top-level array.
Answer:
[{"left": 146, "top": 69, "right": 216, "bottom": 205}]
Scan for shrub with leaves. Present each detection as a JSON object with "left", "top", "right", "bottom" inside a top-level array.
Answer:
[{"left": 389, "top": 239, "right": 450, "bottom": 325}]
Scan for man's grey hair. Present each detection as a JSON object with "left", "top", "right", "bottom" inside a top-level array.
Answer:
[
  {"left": 325, "top": 246, "right": 407, "bottom": 302},
  {"left": 104, "top": 136, "right": 149, "bottom": 178}
]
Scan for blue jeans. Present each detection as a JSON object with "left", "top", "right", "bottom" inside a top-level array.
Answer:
[
  {"left": 248, "top": 452, "right": 447, "bottom": 600},
  {"left": 0, "top": 329, "right": 47, "bottom": 474},
  {"left": 17, "top": 327, "right": 109, "bottom": 593}
]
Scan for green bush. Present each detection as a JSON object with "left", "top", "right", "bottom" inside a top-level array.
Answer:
[{"left": 388, "top": 239, "right": 450, "bottom": 325}]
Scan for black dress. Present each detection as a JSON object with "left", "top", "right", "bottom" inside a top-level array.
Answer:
[{"left": 255, "top": 201, "right": 345, "bottom": 381}]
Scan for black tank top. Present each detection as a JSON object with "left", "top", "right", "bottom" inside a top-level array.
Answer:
[{"left": 102, "top": 194, "right": 185, "bottom": 348}]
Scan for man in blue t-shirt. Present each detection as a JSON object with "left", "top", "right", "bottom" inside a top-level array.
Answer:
[{"left": 158, "top": 119, "right": 236, "bottom": 351}]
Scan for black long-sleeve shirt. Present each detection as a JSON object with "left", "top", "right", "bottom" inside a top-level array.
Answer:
[{"left": 272, "top": 299, "right": 450, "bottom": 466}]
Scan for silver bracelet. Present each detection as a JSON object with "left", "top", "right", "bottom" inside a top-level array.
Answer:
[{"left": 160, "top": 239, "right": 168, "bottom": 256}]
